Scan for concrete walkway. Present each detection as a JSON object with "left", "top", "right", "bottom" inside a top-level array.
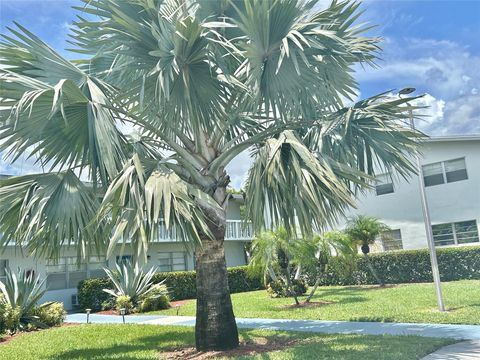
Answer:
[
  {"left": 66, "top": 313, "right": 480, "bottom": 340},
  {"left": 421, "top": 340, "right": 480, "bottom": 359}
]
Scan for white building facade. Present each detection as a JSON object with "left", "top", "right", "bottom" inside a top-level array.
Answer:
[
  {"left": 0, "top": 194, "right": 251, "bottom": 309},
  {"left": 339, "top": 135, "right": 480, "bottom": 252}
]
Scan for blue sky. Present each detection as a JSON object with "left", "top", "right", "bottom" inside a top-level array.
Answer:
[{"left": 1, "top": 0, "right": 479, "bottom": 184}]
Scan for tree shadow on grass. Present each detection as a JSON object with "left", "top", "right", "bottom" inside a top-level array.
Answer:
[{"left": 51, "top": 331, "right": 194, "bottom": 360}]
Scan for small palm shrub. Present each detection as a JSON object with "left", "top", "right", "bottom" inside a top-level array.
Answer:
[
  {"left": 35, "top": 302, "right": 66, "bottom": 327},
  {"left": 103, "top": 261, "right": 168, "bottom": 313},
  {"left": 0, "top": 268, "right": 49, "bottom": 333},
  {"left": 139, "top": 285, "right": 170, "bottom": 312},
  {"left": 267, "top": 279, "right": 307, "bottom": 298}
]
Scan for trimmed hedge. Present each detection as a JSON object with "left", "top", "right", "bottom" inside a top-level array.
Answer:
[
  {"left": 78, "top": 265, "right": 263, "bottom": 311},
  {"left": 316, "top": 245, "right": 480, "bottom": 286}
]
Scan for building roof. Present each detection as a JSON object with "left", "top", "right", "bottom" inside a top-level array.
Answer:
[{"left": 426, "top": 134, "right": 480, "bottom": 142}]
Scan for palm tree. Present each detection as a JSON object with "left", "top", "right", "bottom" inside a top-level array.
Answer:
[
  {"left": 345, "top": 215, "right": 392, "bottom": 286},
  {"left": 0, "top": 0, "right": 421, "bottom": 350},
  {"left": 295, "top": 231, "right": 355, "bottom": 303},
  {"left": 249, "top": 227, "right": 302, "bottom": 304}
]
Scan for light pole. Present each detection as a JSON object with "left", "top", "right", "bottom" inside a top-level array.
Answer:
[{"left": 399, "top": 87, "right": 445, "bottom": 312}]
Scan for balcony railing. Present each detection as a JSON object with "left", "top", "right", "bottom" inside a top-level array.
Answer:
[
  {"left": 226, "top": 220, "right": 253, "bottom": 240},
  {"left": 152, "top": 220, "right": 252, "bottom": 242}
]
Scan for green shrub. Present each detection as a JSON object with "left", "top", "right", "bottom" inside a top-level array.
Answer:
[
  {"left": 267, "top": 279, "right": 307, "bottom": 298},
  {"left": 78, "top": 265, "right": 263, "bottom": 310},
  {"left": 115, "top": 295, "right": 133, "bottom": 314},
  {"left": 35, "top": 302, "right": 66, "bottom": 327},
  {"left": 78, "top": 277, "right": 113, "bottom": 311},
  {"left": 139, "top": 285, "right": 170, "bottom": 313},
  {"left": 314, "top": 245, "right": 480, "bottom": 286},
  {"left": 0, "top": 294, "right": 6, "bottom": 336},
  {"left": 2, "top": 304, "right": 22, "bottom": 334},
  {"left": 101, "top": 297, "right": 115, "bottom": 311}
]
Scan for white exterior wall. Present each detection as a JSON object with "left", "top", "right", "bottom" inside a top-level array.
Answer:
[{"left": 337, "top": 137, "right": 480, "bottom": 250}]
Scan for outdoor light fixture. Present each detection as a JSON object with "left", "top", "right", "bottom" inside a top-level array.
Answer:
[
  {"left": 399, "top": 87, "right": 445, "bottom": 312},
  {"left": 175, "top": 304, "right": 181, "bottom": 316},
  {"left": 86, "top": 308, "right": 91, "bottom": 324},
  {"left": 398, "top": 87, "right": 416, "bottom": 95},
  {"left": 120, "top": 308, "right": 126, "bottom": 324}
]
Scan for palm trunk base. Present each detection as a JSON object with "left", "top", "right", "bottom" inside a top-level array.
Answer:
[{"left": 195, "top": 237, "right": 239, "bottom": 351}]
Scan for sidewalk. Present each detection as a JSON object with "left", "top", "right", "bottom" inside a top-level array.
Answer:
[
  {"left": 421, "top": 340, "right": 480, "bottom": 359},
  {"left": 66, "top": 313, "right": 480, "bottom": 340}
]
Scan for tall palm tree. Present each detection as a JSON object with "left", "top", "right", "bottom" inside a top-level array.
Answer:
[
  {"left": 345, "top": 215, "right": 392, "bottom": 286},
  {"left": 0, "top": 0, "right": 421, "bottom": 350}
]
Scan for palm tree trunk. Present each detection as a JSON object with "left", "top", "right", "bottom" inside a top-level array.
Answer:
[
  {"left": 285, "top": 264, "right": 299, "bottom": 305},
  {"left": 305, "top": 277, "right": 321, "bottom": 303},
  {"left": 195, "top": 208, "right": 239, "bottom": 351},
  {"left": 363, "top": 253, "right": 384, "bottom": 287},
  {"left": 294, "top": 265, "right": 302, "bottom": 280}
]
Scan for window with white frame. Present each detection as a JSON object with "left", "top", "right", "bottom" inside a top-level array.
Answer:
[
  {"left": 375, "top": 173, "right": 394, "bottom": 196},
  {"left": 158, "top": 252, "right": 187, "bottom": 272},
  {"left": 116, "top": 255, "right": 132, "bottom": 265},
  {"left": 46, "top": 257, "right": 87, "bottom": 290},
  {"left": 88, "top": 256, "right": 108, "bottom": 278},
  {"left": 432, "top": 220, "right": 479, "bottom": 247},
  {"left": 46, "top": 256, "right": 108, "bottom": 290},
  {"left": 423, "top": 158, "right": 468, "bottom": 187},
  {"left": 381, "top": 229, "right": 403, "bottom": 251},
  {"left": 0, "top": 259, "right": 8, "bottom": 283}
]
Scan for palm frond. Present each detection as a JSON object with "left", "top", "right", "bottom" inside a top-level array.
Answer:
[
  {"left": 244, "top": 130, "right": 355, "bottom": 237},
  {"left": 0, "top": 171, "right": 104, "bottom": 259},
  {"left": 98, "top": 155, "right": 219, "bottom": 259}
]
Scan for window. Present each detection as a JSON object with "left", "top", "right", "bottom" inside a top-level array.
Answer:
[
  {"left": 46, "top": 256, "right": 108, "bottom": 290},
  {"left": 375, "top": 173, "right": 394, "bottom": 195},
  {"left": 423, "top": 158, "right": 468, "bottom": 187},
  {"left": 0, "top": 259, "right": 8, "bottom": 283},
  {"left": 46, "top": 257, "right": 87, "bottom": 290},
  {"left": 158, "top": 252, "right": 186, "bottom": 272},
  {"left": 423, "top": 162, "right": 444, "bottom": 187},
  {"left": 444, "top": 158, "right": 468, "bottom": 183},
  {"left": 432, "top": 220, "right": 479, "bottom": 247},
  {"left": 381, "top": 229, "right": 403, "bottom": 251},
  {"left": 88, "top": 256, "right": 107, "bottom": 278},
  {"left": 116, "top": 255, "right": 132, "bottom": 265}
]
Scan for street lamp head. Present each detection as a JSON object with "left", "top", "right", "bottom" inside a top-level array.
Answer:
[{"left": 399, "top": 87, "right": 416, "bottom": 95}]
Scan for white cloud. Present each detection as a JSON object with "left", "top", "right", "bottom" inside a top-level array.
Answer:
[
  {"left": 357, "top": 37, "right": 480, "bottom": 136},
  {"left": 226, "top": 150, "right": 252, "bottom": 190}
]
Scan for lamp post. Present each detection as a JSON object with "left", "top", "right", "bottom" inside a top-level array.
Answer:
[
  {"left": 86, "top": 308, "right": 91, "bottom": 324},
  {"left": 120, "top": 308, "right": 126, "bottom": 324},
  {"left": 399, "top": 87, "right": 445, "bottom": 312}
]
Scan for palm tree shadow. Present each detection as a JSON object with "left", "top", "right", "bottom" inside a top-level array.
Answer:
[{"left": 52, "top": 331, "right": 193, "bottom": 360}]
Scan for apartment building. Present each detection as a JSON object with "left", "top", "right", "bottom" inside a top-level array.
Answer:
[{"left": 339, "top": 135, "right": 480, "bottom": 252}]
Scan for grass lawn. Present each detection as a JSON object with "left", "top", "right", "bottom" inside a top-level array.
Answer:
[
  {"left": 0, "top": 324, "right": 453, "bottom": 360},
  {"left": 155, "top": 280, "right": 480, "bottom": 324}
]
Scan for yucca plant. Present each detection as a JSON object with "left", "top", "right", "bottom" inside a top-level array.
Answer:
[
  {"left": 0, "top": 0, "right": 423, "bottom": 350},
  {"left": 103, "top": 261, "right": 166, "bottom": 311},
  {"left": 0, "top": 268, "right": 50, "bottom": 333}
]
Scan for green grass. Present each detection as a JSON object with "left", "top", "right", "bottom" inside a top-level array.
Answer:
[
  {"left": 0, "top": 324, "right": 453, "bottom": 360},
  {"left": 155, "top": 280, "right": 480, "bottom": 324}
]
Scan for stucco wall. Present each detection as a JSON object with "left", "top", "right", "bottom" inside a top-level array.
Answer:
[{"left": 337, "top": 139, "right": 480, "bottom": 250}]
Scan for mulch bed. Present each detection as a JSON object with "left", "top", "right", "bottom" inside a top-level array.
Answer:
[
  {"left": 95, "top": 299, "right": 192, "bottom": 315},
  {"left": 162, "top": 337, "right": 300, "bottom": 359},
  {"left": 282, "top": 300, "right": 336, "bottom": 309}
]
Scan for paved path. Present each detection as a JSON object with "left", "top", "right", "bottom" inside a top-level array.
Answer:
[
  {"left": 421, "top": 340, "right": 480, "bottom": 359},
  {"left": 66, "top": 313, "right": 480, "bottom": 340}
]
